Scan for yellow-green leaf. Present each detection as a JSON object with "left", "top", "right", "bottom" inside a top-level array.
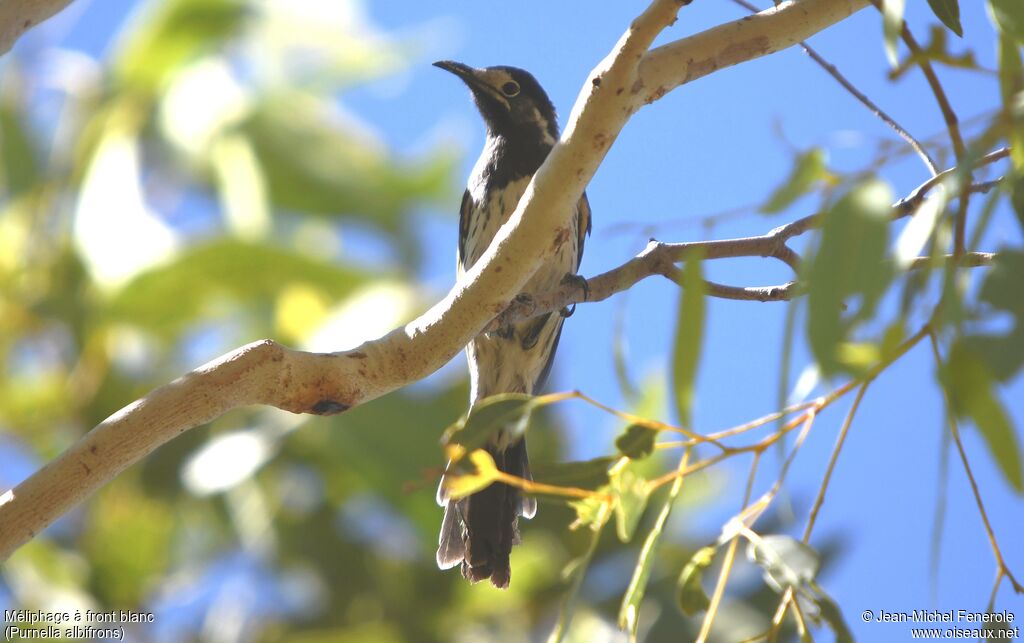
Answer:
[
  {"left": 677, "top": 546, "right": 716, "bottom": 615},
  {"left": 761, "top": 148, "right": 827, "bottom": 214},
  {"left": 442, "top": 449, "right": 499, "bottom": 500},
  {"left": 672, "top": 255, "right": 705, "bottom": 427}
]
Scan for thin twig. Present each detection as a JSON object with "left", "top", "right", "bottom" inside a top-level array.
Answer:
[
  {"left": 803, "top": 381, "right": 869, "bottom": 542},
  {"left": 927, "top": 332, "right": 1023, "bottom": 594},
  {"left": 731, "top": 0, "right": 938, "bottom": 175},
  {"left": 492, "top": 151, "right": 1008, "bottom": 331}
]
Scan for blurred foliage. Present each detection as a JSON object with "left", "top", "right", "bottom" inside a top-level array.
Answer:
[{"left": 1, "top": 0, "right": 1022, "bottom": 642}]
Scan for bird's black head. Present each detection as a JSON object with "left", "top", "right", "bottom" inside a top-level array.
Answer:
[{"left": 434, "top": 61, "right": 559, "bottom": 147}]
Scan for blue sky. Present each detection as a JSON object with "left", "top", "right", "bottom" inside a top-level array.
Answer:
[{"left": 12, "top": 0, "right": 1024, "bottom": 639}]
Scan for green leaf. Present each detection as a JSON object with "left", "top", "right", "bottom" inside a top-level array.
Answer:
[
  {"left": 106, "top": 239, "right": 369, "bottom": 337},
  {"left": 615, "top": 424, "right": 657, "bottom": 460},
  {"left": 672, "top": 255, "right": 706, "bottom": 427},
  {"left": 610, "top": 466, "right": 651, "bottom": 542},
  {"left": 883, "top": 0, "right": 907, "bottom": 67},
  {"left": 813, "top": 586, "right": 855, "bottom": 643},
  {"left": 761, "top": 148, "right": 827, "bottom": 214},
  {"left": 943, "top": 342, "right": 1023, "bottom": 491},
  {"left": 242, "top": 94, "right": 453, "bottom": 230},
  {"left": 533, "top": 457, "right": 615, "bottom": 490},
  {"left": 746, "top": 534, "right": 821, "bottom": 593},
  {"left": 442, "top": 449, "right": 500, "bottom": 500},
  {"left": 1012, "top": 176, "right": 1024, "bottom": 229},
  {"left": 618, "top": 459, "right": 688, "bottom": 636},
  {"left": 0, "top": 100, "right": 40, "bottom": 197},
  {"left": 550, "top": 506, "right": 609, "bottom": 643},
  {"left": 806, "top": 180, "right": 894, "bottom": 376},
  {"left": 989, "top": 0, "right": 1024, "bottom": 44},
  {"left": 115, "top": 0, "right": 247, "bottom": 91},
  {"left": 927, "top": 0, "right": 963, "bottom": 36},
  {"left": 965, "top": 250, "right": 1024, "bottom": 381},
  {"left": 997, "top": 34, "right": 1024, "bottom": 171},
  {"left": 444, "top": 393, "right": 535, "bottom": 452},
  {"left": 569, "top": 494, "right": 609, "bottom": 530},
  {"left": 677, "top": 546, "right": 716, "bottom": 616}
]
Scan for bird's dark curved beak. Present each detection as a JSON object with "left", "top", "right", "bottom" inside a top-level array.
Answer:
[{"left": 433, "top": 60, "right": 479, "bottom": 86}]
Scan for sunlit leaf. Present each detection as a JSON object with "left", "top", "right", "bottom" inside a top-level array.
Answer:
[
  {"left": 895, "top": 184, "right": 946, "bottom": 269},
  {"left": 242, "top": 93, "right": 453, "bottom": 230},
  {"left": 806, "top": 180, "right": 894, "bottom": 376},
  {"left": 883, "top": 0, "right": 907, "bottom": 67},
  {"left": 927, "top": 0, "right": 963, "bottom": 36},
  {"left": 746, "top": 534, "right": 821, "bottom": 593},
  {"left": 615, "top": 424, "right": 657, "bottom": 460},
  {"left": 106, "top": 239, "right": 370, "bottom": 337},
  {"left": 618, "top": 452, "right": 690, "bottom": 636},
  {"left": 989, "top": 0, "right": 1024, "bottom": 44},
  {"left": 761, "top": 149, "right": 827, "bottom": 214},
  {"left": 569, "top": 494, "right": 609, "bottom": 530},
  {"left": 115, "top": 0, "right": 247, "bottom": 91},
  {"left": 677, "top": 545, "right": 716, "bottom": 615},
  {"left": 611, "top": 466, "right": 650, "bottom": 542},
  {"left": 81, "top": 477, "right": 175, "bottom": 605},
  {"left": 672, "top": 256, "right": 705, "bottom": 427},
  {"left": 442, "top": 449, "right": 499, "bottom": 500},
  {"left": 444, "top": 393, "right": 535, "bottom": 452},
  {"left": 997, "top": 34, "right": 1024, "bottom": 171},
  {"left": 943, "top": 342, "right": 1023, "bottom": 491}
]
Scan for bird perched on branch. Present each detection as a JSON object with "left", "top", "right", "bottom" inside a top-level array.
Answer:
[{"left": 433, "top": 61, "right": 591, "bottom": 588}]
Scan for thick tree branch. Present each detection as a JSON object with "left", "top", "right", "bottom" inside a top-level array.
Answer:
[
  {"left": 0, "top": 0, "right": 872, "bottom": 560},
  {"left": 0, "top": 0, "right": 74, "bottom": 55}
]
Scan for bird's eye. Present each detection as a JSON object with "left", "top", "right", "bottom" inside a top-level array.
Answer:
[{"left": 501, "top": 81, "right": 520, "bottom": 97}]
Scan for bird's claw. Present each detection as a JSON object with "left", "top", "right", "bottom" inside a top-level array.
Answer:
[{"left": 559, "top": 273, "right": 589, "bottom": 318}]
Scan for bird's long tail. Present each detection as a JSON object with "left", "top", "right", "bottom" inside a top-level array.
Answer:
[{"left": 436, "top": 436, "right": 536, "bottom": 589}]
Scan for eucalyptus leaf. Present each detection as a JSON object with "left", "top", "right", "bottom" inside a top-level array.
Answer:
[
  {"left": 746, "top": 534, "right": 821, "bottom": 593},
  {"left": 927, "top": 0, "right": 963, "bottom": 37},
  {"left": 762, "top": 148, "right": 826, "bottom": 214},
  {"left": 611, "top": 466, "right": 651, "bottom": 542},
  {"left": 677, "top": 546, "right": 716, "bottom": 615},
  {"left": 672, "top": 256, "right": 705, "bottom": 427},
  {"left": 615, "top": 424, "right": 657, "bottom": 460},
  {"left": 943, "top": 342, "right": 1023, "bottom": 491},
  {"left": 806, "top": 180, "right": 894, "bottom": 376},
  {"left": 106, "top": 239, "right": 370, "bottom": 337},
  {"left": 444, "top": 393, "right": 535, "bottom": 452}
]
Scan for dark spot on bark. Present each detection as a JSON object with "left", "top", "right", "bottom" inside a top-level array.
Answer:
[
  {"left": 495, "top": 266, "right": 502, "bottom": 272},
  {"left": 90, "top": 445, "right": 98, "bottom": 455},
  {"left": 312, "top": 399, "right": 349, "bottom": 415},
  {"left": 593, "top": 132, "right": 608, "bottom": 151},
  {"left": 347, "top": 351, "right": 367, "bottom": 359},
  {"left": 592, "top": 76, "right": 602, "bottom": 87},
  {"left": 23, "top": 20, "right": 31, "bottom": 29},
  {"left": 81, "top": 461, "right": 91, "bottom": 475},
  {"left": 616, "top": 87, "right": 624, "bottom": 96}
]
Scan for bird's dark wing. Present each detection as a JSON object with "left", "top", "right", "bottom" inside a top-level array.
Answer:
[
  {"left": 457, "top": 189, "right": 472, "bottom": 269},
  {"left": 576, "top": 192, "right": 592, "bottom": 270}
]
